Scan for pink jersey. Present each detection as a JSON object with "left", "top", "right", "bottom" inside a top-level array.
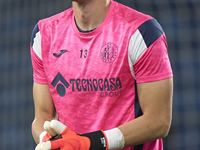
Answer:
[{"left": 30, "top": 1, "right": 173, "bottom": 150}]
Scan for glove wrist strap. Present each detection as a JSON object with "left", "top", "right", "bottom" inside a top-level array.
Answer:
[{"left": 80, "top": 130, "right": 108, "bottom": 150}]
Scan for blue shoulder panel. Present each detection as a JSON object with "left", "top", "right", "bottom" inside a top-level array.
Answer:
[
  {"left": 138, "top": 19, "right": 164, "bottom": 48},
  {"left": 31, "top": 23, "right": 39, "bottom": 46}
]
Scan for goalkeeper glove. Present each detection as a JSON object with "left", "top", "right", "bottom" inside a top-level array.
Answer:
[
  {"left": 39, "top": 121, "right": 61, "bottom": 143},
  {"left": 36, "top": 120, "right": 108, "bottom": 150}
]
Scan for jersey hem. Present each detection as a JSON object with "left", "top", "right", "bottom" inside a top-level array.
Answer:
[
  {"left": 33, "top": 78, "right": 48, "bottom": 84},
  {"left": 136, "top": 73, "right": 173, "bottom": 83}
]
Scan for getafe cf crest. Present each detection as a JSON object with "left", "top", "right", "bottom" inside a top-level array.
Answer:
[{"left": 100, "top": 42, "right": 118, "bottom": 63}]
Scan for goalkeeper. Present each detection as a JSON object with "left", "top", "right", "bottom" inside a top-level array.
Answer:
[{"left": 30, "top": 0, "right": 173, "bottom": 149}]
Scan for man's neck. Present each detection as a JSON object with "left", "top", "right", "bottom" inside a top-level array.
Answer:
[{"left": 72, "top": 0, "right": 111, "bottom": 31}]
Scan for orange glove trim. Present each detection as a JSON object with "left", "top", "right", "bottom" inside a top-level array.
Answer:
[{"left": 50, "top": 127, "right": 91, "bottom": 150}]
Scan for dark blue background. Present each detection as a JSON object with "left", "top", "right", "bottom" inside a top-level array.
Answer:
[{"left": 0, "top": 0, "right": 199, "bottom": 149}]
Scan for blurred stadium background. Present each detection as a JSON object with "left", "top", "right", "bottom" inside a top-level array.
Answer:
[{"left": 0, "top": 0, "right": 199, "bottom": 149}]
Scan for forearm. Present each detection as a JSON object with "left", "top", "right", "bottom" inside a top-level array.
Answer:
[
  {"left": 32, "top": 82, "right": 57, "bottom": 144},
  {"left": 32, "top": 118, "right": 48, "bottom": 144},
  {"left": 117, "top": 78, "right": 173, "bottom": 147},
  {"left": 32, "top": 115, "right": 56, "bottom": 144},
  {"left": 118, "top": 114, "right": 171, "bottom": 147}
]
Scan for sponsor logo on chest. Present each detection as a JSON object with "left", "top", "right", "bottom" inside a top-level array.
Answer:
[{"left": 51, "top": 73, "right": 123, "bottom": 98}]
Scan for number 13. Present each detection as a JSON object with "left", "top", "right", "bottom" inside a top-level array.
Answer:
[{"left": 80, "top": 49, "right": 88, "bottom": 58}]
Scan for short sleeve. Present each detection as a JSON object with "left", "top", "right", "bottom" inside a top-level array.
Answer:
[
  {"left": 30, "top": 23, "right": 47, "bottom": 84},
  {"left": 128, "top": 19, "right": 173, "bottom": 83}
]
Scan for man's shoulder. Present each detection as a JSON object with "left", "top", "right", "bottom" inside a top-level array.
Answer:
[
  {"left": 38, "top": 7, "right": 73, "bottom": 32},
  {"left": 113, "top": 1, "right": 153, "bottom": 28}
]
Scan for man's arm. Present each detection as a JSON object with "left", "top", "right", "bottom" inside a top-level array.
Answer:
[
  {"left": 118, "top": 77, "right": 173, "bottom": 147},
  {"left": 32, "top": 82, "right": 56, "bottom": 144}
]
